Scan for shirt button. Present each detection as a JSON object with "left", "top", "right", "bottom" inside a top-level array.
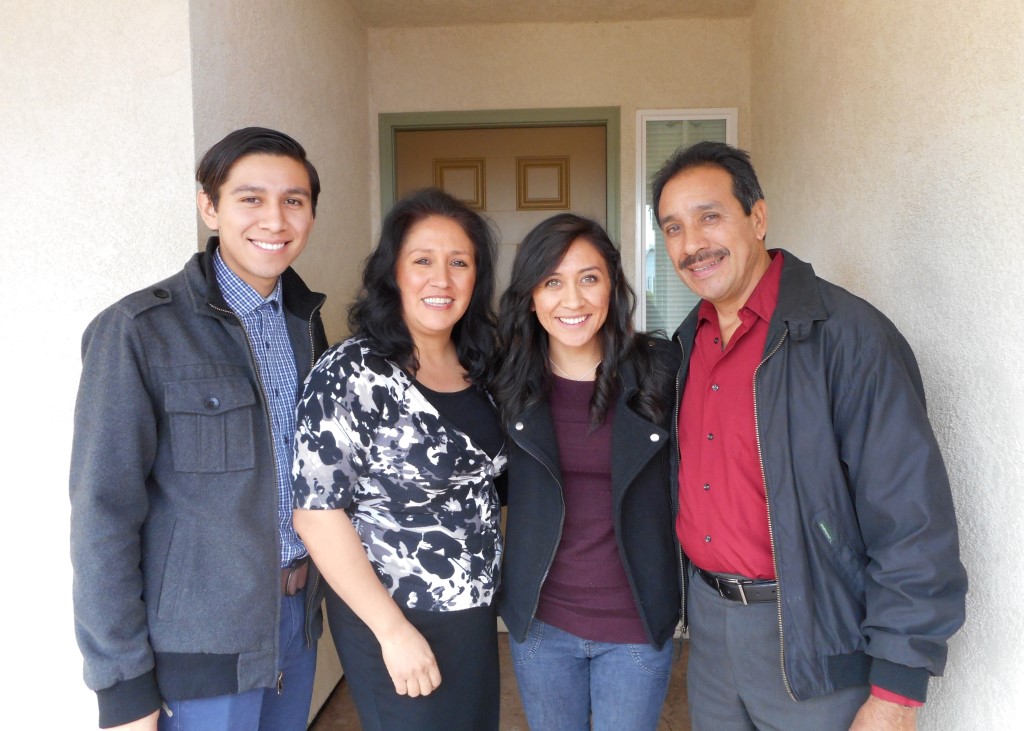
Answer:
[
  {"left": 204, "top": 397, "right": 220, "bottom": 410},
  {"left": 514, "top": 422, "right": 524, "bottom": 431},
  {"left": 713, "top": 337, "right": 719, "bottom": 344},
  {"left": 707, "top": 433, "right": 714, "bottom": 440},
  {"left": 704, "top": 535, "right": 712, "bottom": 543},
  {"left": 650, "top": 433, "right": 660, "bottom": 442},
  {"left": 703, "top": 483, "right": 711, "bottom": 491},
  {"left": 711, "top": 384, "right": 720, "bottom": 391}
]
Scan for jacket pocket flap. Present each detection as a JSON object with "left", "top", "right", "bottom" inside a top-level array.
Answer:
[{"left": 165, "top": 377, "right": 256, "bottom": 415}]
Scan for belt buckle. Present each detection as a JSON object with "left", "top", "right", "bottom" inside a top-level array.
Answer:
[
  {"left": 712, "top": 576, "right": 726, "bottom": 599},
  {"left": 736, "top": 582, "right": 749, "bottom": 606}
]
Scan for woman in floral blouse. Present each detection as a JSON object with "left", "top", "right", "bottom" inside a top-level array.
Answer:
[{"left": 292, "top": 188, "right": 506, "bottom": 730}]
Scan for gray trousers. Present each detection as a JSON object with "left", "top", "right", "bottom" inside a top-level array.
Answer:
[{"left": 686, "top": 564, "right": 869, "bottom": 731}]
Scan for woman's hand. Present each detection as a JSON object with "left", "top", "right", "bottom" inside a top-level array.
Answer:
[
  {"left": 293, "top": 507, "right": 444, "bottom": 697},
  {"left": 378, "top": 622, "right": 443, "bottom": 696}
]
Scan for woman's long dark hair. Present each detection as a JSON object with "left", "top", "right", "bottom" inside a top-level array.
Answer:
[
  {"left": 348, "top": 188, "right": 498, "bottom": 383},
  {"left": 493, "top": 213, "right": 670, "bottom": 429}
]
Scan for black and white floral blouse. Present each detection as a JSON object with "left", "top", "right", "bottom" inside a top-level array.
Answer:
[{"left": 292, "top": 336, "right": 506, "bottom": 611}]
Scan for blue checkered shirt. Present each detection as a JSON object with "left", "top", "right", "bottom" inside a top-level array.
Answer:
[{"left": 214, "top": 249, "right": 306, "bottom": 566}]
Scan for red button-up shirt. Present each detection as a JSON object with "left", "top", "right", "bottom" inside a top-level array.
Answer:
[{"left": 676, "top": 251, "right": 783, "bottom": 579}]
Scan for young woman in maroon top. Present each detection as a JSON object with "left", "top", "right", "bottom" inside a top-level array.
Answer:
[{"left": 493, "top": 214, "right": 681, "bottom": 731}]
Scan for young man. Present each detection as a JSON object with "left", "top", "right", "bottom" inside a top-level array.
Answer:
[
  {"left": 654, "top": 141, "right": 967, "bottom": 731},
  {"left": 70, "top": 127, "right": 329, "bottom": 730}
]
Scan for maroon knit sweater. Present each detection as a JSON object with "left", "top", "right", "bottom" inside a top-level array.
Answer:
[{"left": 533, "top": 375, "right": 647, "bottom": 643}]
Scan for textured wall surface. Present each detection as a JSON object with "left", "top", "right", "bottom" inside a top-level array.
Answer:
[
  {"left": 0, "top": 0, "right": 196, "bottom": 727},
  {"left": 751, "top": 1, "right": 1024, "bottom": 727},
  {"left": 191, "top": 0, "right": 370, "bottom": 343},
  {"left": 368, "top": 18, "right": 753, "bottom": 281}
]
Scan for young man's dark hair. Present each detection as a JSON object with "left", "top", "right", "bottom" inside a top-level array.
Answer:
[
  {"left": 650, "top": 140, "right": 764, "bottom": 223},
  {"left": 196, "top": 126, "right": 321, "bottom": 215}
]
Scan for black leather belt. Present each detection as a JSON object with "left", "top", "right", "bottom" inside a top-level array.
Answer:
[{"left": 696, "top": 566, "right": 778, "bottom": 605}]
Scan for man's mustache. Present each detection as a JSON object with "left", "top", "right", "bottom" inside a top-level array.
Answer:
[{"left": 679, "top": 248, "right": 728, "bottom": 270}]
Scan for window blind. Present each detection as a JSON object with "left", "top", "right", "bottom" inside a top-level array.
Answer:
[{"left": 642, "top": 119, "right": 727, "bottom": 334}]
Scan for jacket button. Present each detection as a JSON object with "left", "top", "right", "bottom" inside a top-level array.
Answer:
[
  {"left": 649, "top": 433, "right": 660, "bottom": 442},
  {"left": 153, "top": 288, "right": 169, "bottom": 299},
  {"left": 204, "top": 397, "right": 220, "bottom": 410},
  {"left": 514, "top": 422, "right": 524, "bottom": 431}
]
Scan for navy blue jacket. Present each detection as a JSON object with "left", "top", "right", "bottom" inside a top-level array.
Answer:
[
  {"left": 499, "top": 341, "right": 683, "bottom": 648},
  {"left": 70, "top": 237, "right": 328, "bottom": 727},
  {"left": 673, "top": 250, "right": 967, "bottom": 702}
]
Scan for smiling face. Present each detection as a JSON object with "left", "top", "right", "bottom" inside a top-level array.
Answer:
[
  {"left": 658, "top": 164, "right": 770, "bottom": 316},
  {"left": 395, "top": 215, "right": 477, "bottom": 345},
  {"left": 197, "top": 153, "right": 314, "bottom": 297},
  {"left": 531, "top": 237, "right": 611, "bottom": 366}
]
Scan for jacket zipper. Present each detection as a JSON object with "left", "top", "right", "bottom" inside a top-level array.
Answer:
[
  {"left": 515, "top": 437, "right": 565, "bottom": 630},
  {"left": 305, "top": 301, "right": 324, "bottom": 372},
  {"left": 208, "top": 298, "right": 325, "bottom": 663},
  {"left": 302, "top": 298, "right": 325, "bottom": 648},
  {"left": 752, "top": 329, "right": 793, "bottom": 700},
  {"left": 673, "top": 337, "right": 688, "bottom": 632},
  {"left": 210, "top": 301, "right": 285, "bottom": 669}
]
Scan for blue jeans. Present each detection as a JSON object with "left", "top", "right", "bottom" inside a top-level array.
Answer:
[
  {"left": 509, "top": 619, "right": 674, "bottom": 731},
  {"left": 158, "top": 589, "right": 317, "bottom": 731}
]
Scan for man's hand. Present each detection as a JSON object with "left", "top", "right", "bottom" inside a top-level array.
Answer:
[
  {"left": 849, "top": 695, "right": 917, "bottom": 731},
  {"left": 105, "top": 709, "right": 159, "bottom": 731},
  {"left": 378, "top": 622, "right": 442, "bottom": 697}
]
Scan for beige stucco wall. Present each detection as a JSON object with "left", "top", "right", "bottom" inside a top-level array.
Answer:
[
  {"left": 0, "top": 0, "right": 197, "bottom": 727},
  {"left": 191, "top": 0, "right": 371, "bottom": 343},
  {"left": 368, "top": 18, "right": 752, "bottom": 280},
  {"left": 751, "top": 1, "right": 1024, "bottom": 727}
]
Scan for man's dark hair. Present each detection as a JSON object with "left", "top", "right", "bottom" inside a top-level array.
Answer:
[
  {"left": 348, "top": 187, "right": 498, "bottom": 384},
  {"left": 651, "top": 141, "right": 764, "bottom": 224},
  {"left": 196, "top": 127, "right": 321, "bottom": 216}
]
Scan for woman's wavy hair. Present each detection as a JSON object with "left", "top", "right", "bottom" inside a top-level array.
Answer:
[
  {"left": 348, "top": 188, "right": 498, "bottom": 383},
  {"left": 493, "top": 213, "right": 669, "bottom": 429}
]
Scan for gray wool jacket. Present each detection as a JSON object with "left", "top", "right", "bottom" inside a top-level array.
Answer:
[{"left": 70, "top": 237, "right": 328, "bottom": 728}]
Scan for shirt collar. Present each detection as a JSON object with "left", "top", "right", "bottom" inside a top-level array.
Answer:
[{"left": 213, "top": 247, "right": 282, "bottom": 317}]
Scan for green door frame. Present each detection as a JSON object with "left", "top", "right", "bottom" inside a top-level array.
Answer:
[{"left": 379, "top": 107, "right": 621, "bottom": 243}]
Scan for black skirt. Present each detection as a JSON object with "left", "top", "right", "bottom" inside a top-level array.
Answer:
[{"left": 325, "top": 589, "right": 500, "bottom": 731}]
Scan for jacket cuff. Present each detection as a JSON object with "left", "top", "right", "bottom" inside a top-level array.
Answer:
[
  {"left": 868, "top": 658, "right": 930, "bottom": 703},
  {"left": 97, "top": 671, "right": 161, "bottom": 729}
]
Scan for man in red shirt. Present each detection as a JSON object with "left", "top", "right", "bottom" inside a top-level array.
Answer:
[{"left": 654, "top": 141, "right": 966, "bottom": 731}]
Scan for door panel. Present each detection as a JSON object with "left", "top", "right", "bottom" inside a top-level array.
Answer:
[{"left": 395, "top": 125, "right": 607, "bottom": 295}]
